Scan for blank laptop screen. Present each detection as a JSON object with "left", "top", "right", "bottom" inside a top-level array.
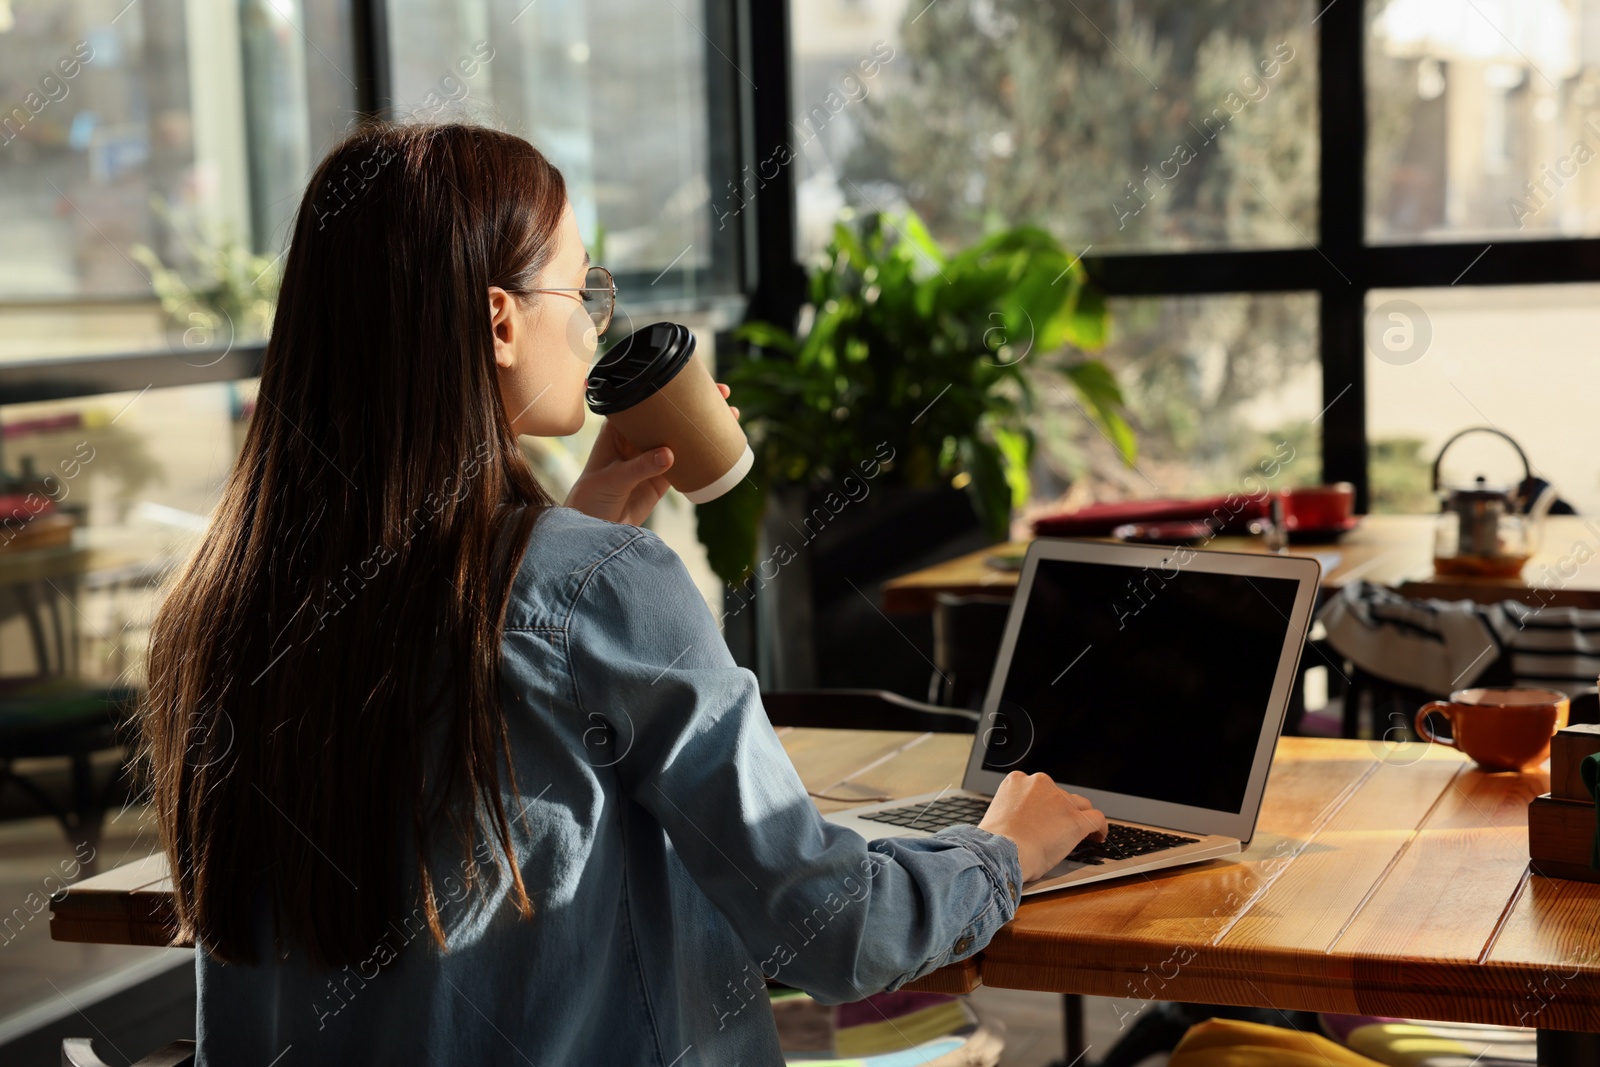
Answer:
[{"left": 979, "top": 556, "right": 1302, "bottom": 814}]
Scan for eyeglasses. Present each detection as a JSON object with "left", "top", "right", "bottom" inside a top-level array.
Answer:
[{"left": 528, "top": 265, "right": 616, "bottom": 336}]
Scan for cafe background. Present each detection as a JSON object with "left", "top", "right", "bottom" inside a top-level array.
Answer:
[{"left": 4, "top": 0, "right": 1600, "bottom": 1061}]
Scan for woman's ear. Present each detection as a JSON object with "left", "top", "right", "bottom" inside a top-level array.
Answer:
[{"left": 488, "top": 286, "right": 517, "bottom": 369}]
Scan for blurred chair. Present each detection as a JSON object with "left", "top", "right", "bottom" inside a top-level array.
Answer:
[
  {"left": 1320, "top": 581, "right": 1600, "bottom": 741},
  {"left": 762, "top": 689, "right": 979, "bottom": 733},
  {"left": 63, "top": 1037, "right": 194, "bottom": 1066},
  {"left": 928, "top": 593, "right": 1013, "bottom": 710},
  {"left": 0, "top": 679, "right": 138, "bottom": 863},
  {"left": 1318, "top": 659, "right": 1600, "bottom": 742},
  {"left": 1338, "top": 666, "right": 1441, "bottom": 742},
  {"left": 0, "top": 554, "right": 160, "bottom": 862},
  {"left": 1570, "top": 687, "right": 1600, "bottom": 725},
  {"left": 1281, "top": 620, "right": 1348, "bottom": 737}
]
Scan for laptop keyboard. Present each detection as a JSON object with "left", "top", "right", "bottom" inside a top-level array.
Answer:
[{"left": 855, "top": 796, "right": 1201, "bottom": 865}]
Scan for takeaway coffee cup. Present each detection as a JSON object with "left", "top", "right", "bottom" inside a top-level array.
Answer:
[
  {"left": 585, "top": 322, "right": 753, "bottom": 504},
  {"left": 1414, "top": 687, "right": 1570, "bottom": 772}
]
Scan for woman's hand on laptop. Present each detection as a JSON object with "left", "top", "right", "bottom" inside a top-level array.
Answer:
[{"left": 979, "top": 771, "right": 1109, "bottom": 883}]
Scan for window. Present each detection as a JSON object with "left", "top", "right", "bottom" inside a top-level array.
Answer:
[
  {"left": 0, "top": 0, "right": 357, "bottom": 358},
  {"left": 0, "top": 2, "right": 749, "bottom": 675},
  {"left": 386, "top": 0, "right": 743, "bottom": 303},
  {"left": 0, "top": 382, "right": 250, "bottom": 685},
  {"left": 1366, "top": 283, "right": 1600, "bottom": 515},
  {"left": 791, "top": 0, "right": 1319, "bottom": 259},
  {"left": 790, "top": 1, "right": 1323, "bottom": 503},
  {"left": 1368, "top": 0, "right": 1600, "bottom": 242},
  {"left": 2, "top": 0, "right": 744, "bottom": 363},
  {"left": 779, "top": 0, "right": 1600, "bottom": 512},
  {"left": 1030, "top": 293, "right": 1322, "bottom": 511}
]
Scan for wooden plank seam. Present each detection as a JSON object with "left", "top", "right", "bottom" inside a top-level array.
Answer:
[
  {"left": 1091, "top": 754, "right": 1392, "bottom": 1025},
  {"left": 1208, "top": 759, "right": 1382, "bottom": 947},
  {"left": 1323, "top": 762, "right": 1467, "bottom": 954}
]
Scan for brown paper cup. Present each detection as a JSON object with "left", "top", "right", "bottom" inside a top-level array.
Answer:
[{"left": 604, "top": 345, "right": 752, "bottom": 503}]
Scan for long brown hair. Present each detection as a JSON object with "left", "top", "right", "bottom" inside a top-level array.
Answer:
[{"left": 141, "top": 123, "right": 568, "bottom": 968}]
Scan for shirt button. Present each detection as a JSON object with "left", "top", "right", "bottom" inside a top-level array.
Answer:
[
  {"left": 1006, "top": 878, "right": 1017, "bottom": 899},
  {"left": 953, "top": 935, "right": 973, "bottom": 955}
]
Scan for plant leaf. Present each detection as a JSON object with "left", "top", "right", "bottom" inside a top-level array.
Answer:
[
  {"left": 895, "top": 210, "right": 948, "bottom": 270},
  {"left": 1058, "top": 285, "right": 1108, "bottom": 350},
  {"left": 990, "top": 424, "right": 1033, "bottom": 510},
  {"left": 705, "top": 209, "right": 1129, "bottom": 568},
  {"left": 1065, "top": 359, "right": 1137, "bottom": 465},
  {"left": 831, "top": 221, "right": 868, "bottom": 273},
  {"left": 694, "top": 473, "right": 768, "bottom": 587},
  {"left": 735, "top": 321, "right": 799, "bottom": 355},
  {"left": 958, "top": 437, "right": 1013, "bottom": 540}
]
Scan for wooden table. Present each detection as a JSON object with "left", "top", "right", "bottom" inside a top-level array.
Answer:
[
  {"left": 52, "top": 729, "right": 1600, "bottom": 1055},
  {"left": 881, "top": 513, "right": 1600, "bottom": 614}
]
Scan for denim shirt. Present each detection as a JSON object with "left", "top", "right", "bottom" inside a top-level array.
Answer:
[{"left": 195, "top": 506, "right": 1022, "bottom": 1066}]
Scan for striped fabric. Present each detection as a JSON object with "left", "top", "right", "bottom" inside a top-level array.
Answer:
[
  {"left": 1498, "top": 602, "right": 1600, "bottom": 694},
  {"left": 1318, "top": 581, "right": 1600, "bottom": 697}
]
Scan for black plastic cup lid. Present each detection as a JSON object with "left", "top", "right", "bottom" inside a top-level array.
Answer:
[{"left": 585, "top": 321, "right": 697, "bottom": 416}]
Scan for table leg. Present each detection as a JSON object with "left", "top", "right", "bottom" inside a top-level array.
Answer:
[
  {"left": 70, "top": 748, "right": 103, "bottom": 873},
  {"left": 1537, "top": 1028, "right": 1600, "bottom": 1067},
  {"left": 1062, "top": 993, "right": 1085, "bottom": 1064},
  {"left": 14, "top": 581, "right": 53, "bottom": 675}
]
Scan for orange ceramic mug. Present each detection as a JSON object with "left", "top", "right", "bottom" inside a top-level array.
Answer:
[{"left": 1414, "top": 687, "right": 1570, "bottom": 772}]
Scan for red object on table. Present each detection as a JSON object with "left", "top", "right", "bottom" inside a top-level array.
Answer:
[
  {"left": 1032, "top": 495, "right": 1270, "bottom": 538},
  {"left": 0, "top": 494, "right": 55, "bottom": 517},
  {"left": 1282, "top": 483, "right": 1355, "bottom": 532}
]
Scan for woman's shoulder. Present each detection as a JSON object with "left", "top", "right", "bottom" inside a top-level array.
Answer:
[{"left": 503, "top": 506, "right": 680, "bottom": 631}]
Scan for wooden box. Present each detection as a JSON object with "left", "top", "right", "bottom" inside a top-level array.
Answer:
[
  {"left": 1529, "top": 794, "right": 1600, "bottom": 883},
  {"left": 1551, "top": 723, "right": 1600, "bottom": 803},
  {"left": 1528, "top": 727, "right": 1600, "bottom": 883}
]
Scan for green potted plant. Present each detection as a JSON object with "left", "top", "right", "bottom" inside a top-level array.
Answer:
[
  {"left": 695, "top": 209, "right": 1135, "bottom": 588},
  {"left": 131, "top": 209, "right": 281, "bottom": 349}
]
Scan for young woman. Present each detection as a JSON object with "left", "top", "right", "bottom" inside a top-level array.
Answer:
[{"left": 142, "top": 122, "right": 1106, "bottom": 1065}]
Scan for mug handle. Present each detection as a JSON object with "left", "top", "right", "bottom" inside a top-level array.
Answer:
[{"left": 1415, "top": 702, "right": 1457, "bottom": 750}]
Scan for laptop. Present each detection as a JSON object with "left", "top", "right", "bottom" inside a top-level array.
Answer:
[{"left": 826, "top": 538, "right": 1322, "bottom": 895}]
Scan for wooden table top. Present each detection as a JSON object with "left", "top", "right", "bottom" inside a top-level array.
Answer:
[
  {"left": 792, "top": 728, "right": 1600, "bottom": 1030},
  {"left": 881, "top": 513, "right": 1600, "bottom": 614},
  {"left": 52, "top": 728, "right": 1600, "bottom": 1031}
]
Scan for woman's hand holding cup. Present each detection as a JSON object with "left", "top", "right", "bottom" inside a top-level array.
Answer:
[{"left": 565, "top": 383, "right": 738, "bottom": 526}]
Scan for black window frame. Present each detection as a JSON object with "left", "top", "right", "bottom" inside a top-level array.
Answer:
[
  {"left": 740, "top": 1, "right": 1600, "bottom": 514},
  {"left": 0, "top": 0, "right": 755, "bottom": 406}
]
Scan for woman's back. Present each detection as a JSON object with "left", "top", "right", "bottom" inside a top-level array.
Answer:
[
  {"left": 195, "top": 507, "right": 1022, "bottom": 1064},
  {"left": 197, "top": 508, "right": 746, "bottom": 1062}
]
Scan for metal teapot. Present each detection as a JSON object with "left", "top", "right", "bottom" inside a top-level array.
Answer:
[{"left": 1431, "top": 427, "right": 1556, "bottom": 578}]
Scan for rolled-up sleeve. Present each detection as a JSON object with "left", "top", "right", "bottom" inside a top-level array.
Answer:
[{"left": 566, "top": 530, "right": 1022, "bottom": 1002}]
